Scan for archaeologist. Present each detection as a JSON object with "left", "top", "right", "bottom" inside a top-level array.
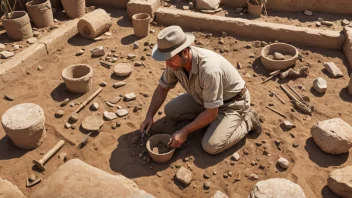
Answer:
[{"left": 140, "top": 26, "right": 261, "bottom": 154}]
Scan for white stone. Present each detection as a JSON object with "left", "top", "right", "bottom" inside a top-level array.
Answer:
[
  {"left": 283, "top": 120, "right": 295, "bottom": 130},
  {"left": 324, "top": 62, "right": 343, "bottom": 77},
  {"left": 113, "top": 82, "right": 126, "bottom": 88},
  {"left": 103, "top": 111, "right": 117, "bottom": 121},
  {"left": 278, "top": 157, "right": 289, "bottom": 169},
  {"left": 55, "top": 110, "right": 64, "bottom": 117},
  {"left": 342, "top": 19, "right": 350, "bottom": 26},
  {"left": 0, "top": 51, "right": 14, "bottom": 59},
  {"left": 231, "top": 152, "right": 240, "bottom": 161},
  {"left": 104, "top": 32, "right": 112, "bottom": 36},
  {"left": 91, "top": 102, "right": 99, "bottom": 110},
  {"left": 65, "top": 123, "right": 71, "bottom": 129},
  {"left": 124, "top": 93, "right": 136, "bottom": 101},
  {"left": 30, "top": 159, "right": 154, "bottom": 198},
  {"left": 133, "top": 42, "right": 139, "bottom": 49},
  {"left": 110, "top": 97, "right": 121, "bottom": 104},
  {"left": 313, "top": 77, "right": 327, "bottom": 93},
  {"left": 273, "top": 52, "right": 285, "bottom": 60},
  {"left": 27, "top": 37, "right": 37, "bottom": 44},
  {"left": 249, "top": 178, "right": 307, "bottom": 198},
  {"left": 127, "top": 54, "right": 136, "bottom": 59},
  {"left": 0, "top": 43, "right": 5, "bottom": 49},
  {"left": 82, "top": 114, "right": 104, "bottom": 131},
  {"left": 175, "top": 166, "right": 193, "bottom": 185},
  {"left": 76, "top": 50, "right": 84, "bottom": 56},
  {"left": 304, "top": 10, "right": 313, "bottom": 16},
  {"left": 113, "top": 63, "right": 132, "bottom": 77},
  {"left": 211, "top": 191, "right": 229, "bottom": 198},
  {"left": 116, "top": 109, "right": 128, "bottom": 117},
  {"left": 249, "top": 174, "right": 259, "bottom": 180},
  {"left": 311, "top": 118, "right": 352, "bottom": 154},
  {"left": 328, "top": 166, "right": 352, "bottom": 198},
  {"left": 91, "top": 46, "right": 105, "bottom": 56},
  {"left": 14, "top": 45, "right": 20, "bottom": 50},
  {"left": 134, "top": 61, "right": 143, "bottom": 66}
]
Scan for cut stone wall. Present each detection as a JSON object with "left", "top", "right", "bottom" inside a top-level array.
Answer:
[{"left": 86, "top": 0, "right": 129, "bottom": 8}]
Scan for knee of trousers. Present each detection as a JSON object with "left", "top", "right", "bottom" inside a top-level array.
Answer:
[
  {"left": 201, "top": 138, "right": 223, "bottom": 155},
  {"left": 164, "top": 102, "right": 179, "bottom": 120}
]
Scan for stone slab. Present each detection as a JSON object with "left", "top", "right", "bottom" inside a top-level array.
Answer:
[
  {"left": 155, "top": 8, "right": 345, "bottom": 50},
  {"left": 0, "top": 177, "right": 27, "bottom": 198},
  {"left": 127, "top": 0, "right": 161, "bottom": 19},
  {"left": 30, "top": 159, "right": 154, "bottom": 198},
  {"left": 344, "top": 26, "right": 352, "bottom": 70}
]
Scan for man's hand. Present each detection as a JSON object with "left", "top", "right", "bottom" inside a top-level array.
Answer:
[
  {"left": 168, "top": 129, "right": 188, "bottom": 148},
  {"left": 140, "top": 116, "right": 153, "bottom": 133}
]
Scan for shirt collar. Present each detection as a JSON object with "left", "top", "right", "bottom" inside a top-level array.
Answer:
[{"left": 190, "top": 46, "right": 199, "bottom": 75}]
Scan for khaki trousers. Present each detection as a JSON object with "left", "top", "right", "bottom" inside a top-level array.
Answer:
[{"left": 164, "top": 91, "right": 251, "bottom": 154}]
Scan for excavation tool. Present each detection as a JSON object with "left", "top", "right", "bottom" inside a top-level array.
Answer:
[
  {"left": 266, "top": 106, "right": 286, "bottom": 118},
  {"left": 77, "top": 132, "right": 92, "bottom": 149},
  {"left": 33, "top": 140, "right": 65, "bottom": 171},
  {"left": 140, "top": 130, "right": 150, "bottom": 146},
  {"left": 70, "top": 87, "right": 103, "bottom": 120},
  {"left": 269, "top": 90, "right": 285, "bottom": 104},
  {"left": 280, "top": 84, "right": 313, "bottom": 114},
  {"left": 26, "top": 174, "right": 41, "bottom": 187},
  {"left": 261, "top": 70, "right": 280, "bottom": 84}
]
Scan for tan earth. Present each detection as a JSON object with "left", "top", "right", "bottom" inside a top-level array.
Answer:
[{"left": 0, "top": 7, "right": 352, "bottom": 198}]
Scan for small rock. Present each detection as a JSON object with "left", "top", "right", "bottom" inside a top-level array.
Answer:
[
  {"left": 103, "top": 111, "right": 117, "bottom": 120},
  {"left": 93, "top": 36, "right": 104, "bottom": 41},
  {"left": 70, "top": 113, "right": 79, "bottom": 122},
  {"left": 99, "top": 82, "right": 107, "bottom": 87},
  {"left": 113, "top": 82, "right": 126, "bottom": 88},
  {"left": 255, "top": 142, "right": 262, "bottom": 147},
  {"left": 313, "top": 77, "right": 327, "bottom": 93},
  {"left": 76, "top": 50, "right": 84, "bottom": 56},
  {"left": 149, "top": 29, "right": 155, "bottom": 33},
  {"left": 91, "top": 102, "right": 99, "bottom": 110},
  {"left": 13, "top": 45, "right": 20, "bottom": 50},
  {"left": 58, "top": 152, "right": 67, "bottom": 161},
  {"left": 249, "top": 54, "right": 255, "bottom": 58},
  {"left": 323, "top": 62, "right": 343, "bottom": 77},
  {"left": 183, "top": 6, "right": 189, "bottom": 10},
  {"left": 91, "top": 46, "right": 105, "bottom": 56},
  {"left": 127, "top": 54, "right": 136, "bottom": 59},
  {"left": 232, "top": 152, "right": 240, "bottom": 161},
  {"left": 321, "top": 21, "right": 333, "bottom": 26},
  {"left": 176, "top": 166, "right": 193, "bottom": 186},
  {"left": 116, "top": 105, "right": 123, "bottom": 109},
  {"left": 33, "top": 31, "right": 40, "bottom": 37},
  {"left": 222, "top": 31, "right": 227, "bottom": 37},
  {"left": 140, "top": 56, "right": 146, "bottom": 61},
  {"left": 71, "top": 124, "right": 77, "bottom": 129},
  {"left": 259, "top": 115, "right": 265, "bottom": 123},
  {"left": 106, "top": 101, "right": 115, "bottom": 107},
  {"left": 251, "top": 161, "right": 257, "bottom": 166},
  {"left": 134, "top": 61, "right": 143, "bottom": 66},
  {"left": 27, "top": 37, "right": 37, "bottom": 44},
  {"left": 0, "top": 51, "right": 14, "bottom": 59},
  {"left": 293, "top": 143, "right": 300, "bottom": 148},
  {"left": 317, "top": 18, "right": 324, "bottom": 22},
  {"left": 278, "top": 157, "right": 289, "bottom": 169},
  {"left": 116, "top": 121, "right": 121, "bottom": 127},
  {"left": 259, "top": 165, "right": 265, "bottom": 169},
  {"left": 304, "top": 10, "right": 313, "bottom": 16},
  {"left": 328, "top": 166, "right": 352, "bottom": 198},
  {"left": 212, "top": 191, "right": 229, "bottom": 198},
  {"left": 133, "top": 106, "right": 139, "bottom": 113},
  {"left": 4, "top": 94, "right": 14, "bottom": 101},
  {"left": 228, "top": 171, "right": 233, "bottom": 177},
  {"left": 110, "top": 97, "right": 121, "bottom": 104},
  {"left": 116, "top": 109, "right": 128, "bottom": 117},
  {"left": 341, "top": 19, "right": 350, "bottom": 26},
  {"left": 104, "top": 32, "right": 112, "bottom": 36},
  {"left": 237, "top": 62, "right": 243, "bottom": 69},
  {"left": 316, "top": 22, "right": 322, "bottom": 27},
  {"left": 213, "top": 170, "right": 217, "bottom": 175},
  {"left": 133, "top": 42, "right": 139, "bottom": 49},
  {"left": 204, "top": 181, "right": 211, "bottom": 189},
  {"left": 249, "top": 174, "right": 259, "bottom": 180},
  {"left": 223, "top": 173, "right": 228, "bottom": 178},
  {"left": 29, "top": 174, "right": 36, "bottom": 181},
  {"left": 65, "top": 123, "right": 71, "bottom": 129},
  {"left": 55, "top": 110, "right": 64, "bottom": 118},
  {"left": 273, "top": 52, "right": 285, "bottom": 60},
  {"left": 243, "top": 148, "right": 250, "bottom": 155},
  {"left": 124, "top": 93, "right": 136, "bottom": 101},
  {"left": 218, "top": 39, "right": 224, "bottom": 44},
  {"left": 283, "top": 120, "right": 295, "bottom": 130},
  {"left": 203, "top": 172, "right": 211, "bottom": 179}
]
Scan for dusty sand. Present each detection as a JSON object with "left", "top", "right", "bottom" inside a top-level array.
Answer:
[{"left": 0, "top": 7, "right": 352, "bottom": 198}]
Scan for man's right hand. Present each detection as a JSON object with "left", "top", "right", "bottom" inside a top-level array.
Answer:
[{"left": 140, "top": 116, "right": 153, "bottom": 133}]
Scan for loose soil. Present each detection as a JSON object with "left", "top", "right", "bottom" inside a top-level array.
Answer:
[
  {"left": 0, "top": 7, "right": 351, "bottom": 198},
  {"left": 153, "top": 143, "right": 173, "bottom": 154}
]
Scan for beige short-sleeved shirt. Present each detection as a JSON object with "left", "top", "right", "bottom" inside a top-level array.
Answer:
[{"left": 159, "top": 46, "right": 246, "bottom": 109}]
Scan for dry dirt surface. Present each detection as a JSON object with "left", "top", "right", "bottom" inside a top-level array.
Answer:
[{"left": 0, "top": 7, "right": 352, "bottom": 198}]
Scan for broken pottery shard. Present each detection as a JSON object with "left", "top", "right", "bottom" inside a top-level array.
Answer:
[
  {"left": 304, "top": 10, "right": 313, "bottom": 16},
  {"left": 91, "top": 46, "right": 105, "bottom": 56},
  {"left": 106, "top": 101, "right": 114, "bottom": 107},
  {"left": 323, "top": 62, "right": 343, "bottom": 77},
  {"left": 283, "top": 120, "right": 295, "bottom": 130},
  {"left": 231, "top": 152, "right": 240, "bottom": 161},
  {"left": 124, "top": 93, "right": 136, "bottom": 101},
  {"left": 82, "top": 114, "right": 104, "bottom": 131},
  {"left": 134, "top": 61, "right": 143, "bottom": 66},
  {"left": 113, "top": 63, "right": 132, "bottom": 77},
  {"left": 127, "top": 54, "right": 136, "bottom": 59},
  {"left": 311, "top": 118, "right": 352, "bottom": 154},
  {"left": 65, "top": 123, "right": 71, "bottom": 129},
  {"left": 249, "top": 178, "right": 307, "bottom": 198},
  {"left": 278, "top": 157, "right": 289, "bottom": 169},
  {"left": 273, "top": 52, "right": 285, "bottom": 60},
  {"left": 176, "top": 166, "right": 193, "bottom": 186},
  {"left": 103, "top": 111, "right": 117, "bottom": 121},
  {"left": 27, "top": 37, "right": 37, "bottom": 44},
  {"left": 104, "top": 32, "right": 112, "bottom": 36},
  {"left": 116, "top": 109, "right": 128, "bottom": 117},
  {"left": 328, "top": 166, "right": 352, "bottom": 198},
  {"left": 211, "top": 191, "right": 229, "bottom": 198},
  {"left": 110, "top": 97, "right": 121, "bottom": 104},
  {"left": 0, "top": 51, "right": 14, "bottom": 59},
  {"left": 4, "top": 94, "right": 14, "bottom": 101},
  {"left": 313, "top": 77, "right": 327, "bottom": 93},
  {"left": 113, "top": 82, "right": 126, "bottom": 88}
]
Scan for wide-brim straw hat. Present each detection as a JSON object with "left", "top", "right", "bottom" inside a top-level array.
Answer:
[{"left": 152, "top": 26, "right": 195, "bottom": 61}]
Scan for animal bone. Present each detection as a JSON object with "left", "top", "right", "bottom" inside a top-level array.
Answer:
[
  {"left": 279, "top": 67, "right": 309, "bottom": 79},
  {"left": 280, "top": 85, "right": 313, "bottom": 114}
]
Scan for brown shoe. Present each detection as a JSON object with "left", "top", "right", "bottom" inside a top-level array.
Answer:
[{"left": 245, "top": 109, "right": 262, "bottom": 134}]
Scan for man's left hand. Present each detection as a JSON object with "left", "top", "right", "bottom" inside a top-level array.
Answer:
[{"left": 168, "top": 129, "right": 188, "bottom": 148}]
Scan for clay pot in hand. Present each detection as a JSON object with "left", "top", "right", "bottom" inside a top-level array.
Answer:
[{"left": 146, "top": 134, "right": 175, "bottom": 163}]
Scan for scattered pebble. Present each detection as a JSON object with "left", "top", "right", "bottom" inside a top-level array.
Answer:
[
  {"left": 110, "top": 97, "right": 121, "bottom": 104},
  {"left": 106, "top": 101, "right": 115, "bottom": 107},
  {"left": 0, "top": 51, "right": 14, "bottom": 59},
  {"left": 342, "top": 19, "right": 350, "bottom": 26},
  {"left": 4, "top": 94, "right": 14, "bottom": 101},
  {"left": 116, "top": 109, "right": 128, "bottom": 117},
  {"left": 204, "top": 181, "right": 211, "bottom": 189},
  {"left": 103, "top": 111, "right": 117, "bottom": 120},
  {"left": 27, "top": 37, "right": 37, "bottom": 44},
  {"left": 113, "top": 82, "right": 126, "bottom": 88},
  {"left": 232, "top": 152, "right": 240, "bottom": 161},
  {"left": 243, "top": 148, "right": 249, "bottom": 155},
  {"left": 70, "top": 113, "right": 79, "bottom": 122},
  {"left": 124, "top": 92, "right": 136, "bottom": 101},
  {"left": 37, "top": 66, "right": 43, "bottom": 70},
  {"left": 134, "top": 61, "right": 143, "bottom": 66},
  {"left": 203, "top": 172, "right": 211, "bottom": 179},
  {"left": 213, "top": 170, "right": 217, "bottom": 175},
  {"left": 76, "top": 50, "right": 84, "bottom": 56},
  {"left": 127, "top": 54, "right": 136, "bottom": 59},
  {"left": 304, "top": 10, "right": 313, "bottom": 16},
  {"left": 223, "top": 173, "right": 228, "bottom": 178},
  {"left": 228, "top": 171, "right": 233, "bottom": 177},
  {"left": 249, "top": 174, "right": 259, "bottom": 180},
  {"left": 133, "top": 42, "right": 139, "bottom": 49},
  {"left": 55, "top": 110, "right": 64, "bottom": 118},
  {"left": 293, "top": 143, "right": 300, "bottom": 148},
  {"left": 218, "top": 39, "right": 224, "bottom": 44},
  {"left": 29, "top": 174, "right": 36, "bottom": 181},
  {"left": 278, "top": 157, "right": 289, "bottom": 169},
  {"left": 273, "top": 52, "right": 285, "bottom": 60},
  {"left": 156, "top": 172, "right": 162, "bottom": 177},
  {"left": 283, "top": 120, "right": 295, "bottom": 130},
  {"left": 71, "top": 124, "right": 77, "bottom": 129},
  {"left": 251, "top": 161, "right": 257, "bottom": 166},
  {"left": 313, "top": 77, "right": 327, "bottom": 93},
  {"left": 65, "top": 123, "right": 71, "bottom": 129},
  {"left": 104, "top": 32, "right": 112, "bottom": 36},
  {"left": 69, "top": 102, "right": 75, "bottom": 107},
  {"left": 58, "top": 152, "right": 67, "bottom": 161},
  {"left": 91, "top": 46, "right": 105, "bottom": 56}
]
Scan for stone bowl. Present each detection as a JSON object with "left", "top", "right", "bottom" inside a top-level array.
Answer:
[
  {"left": 261, "top": 43, "right": 299, "bottom": 71},
  {"left": 62, "top": 64, "right": 93, "bottom": 94},
  {"left": 146, "top": 134, "right": 175, "bottom": 163}
]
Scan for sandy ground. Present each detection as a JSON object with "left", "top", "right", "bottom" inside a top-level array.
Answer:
[{"left": 0, "top": 7, "right": 352, "bottom": 198}]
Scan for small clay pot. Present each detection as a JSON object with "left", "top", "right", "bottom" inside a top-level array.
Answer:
[
  {"left": 62, "top": 64, "right": 93, "bottom": 94},
  {"left": 132, "top": 13, "right": 150, "bottom": 38},
  {"left": 1, "top": 11, "right": 33, "bottom": 41},
  {"left": 146, "top": 134, "right": 175, "bottom": 163},
  {"left": 61, "top": 0, "right": 85, "bottom": 19},
  {"left": 26, "top": 0, "right": 54, "bottom": 28},
  {"left": 247, "top": 1, "right": 263, "bottom": 17},
  {"left": 261, "top": 43, "right": 299, "bottom": 71}
]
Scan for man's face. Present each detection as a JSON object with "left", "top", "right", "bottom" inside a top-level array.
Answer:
[{"left": 166, "top": 53, "right": 186, "bottom": 71}]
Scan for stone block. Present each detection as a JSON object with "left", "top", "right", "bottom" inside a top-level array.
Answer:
[
  {"left": 127, "top": 0, "right": 161, "bottom": 19},
  {"left": 0, "top": 177, "right": 27, "bottom": 198},
  {"left": 344, "top": 26, "right": 352, "bottom": 70},
  {"left": 328, "top": 166, "right": 352, "bottom": 198}
]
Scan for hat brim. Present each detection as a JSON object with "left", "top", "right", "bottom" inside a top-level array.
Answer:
[{"left": 152, "top": 33, "right": 195, "bottom": 61}]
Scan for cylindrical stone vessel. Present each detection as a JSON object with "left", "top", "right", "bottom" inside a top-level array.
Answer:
[
  {"left": 1, "top": 11, "right": 33, "bottom": 41},
  {"left": 77, "top": 8, "right": 112, "bottom": 39},
  {"left": 1, "top": 103, "right": 46, "bottom": 149},
  {"left": 61, "top": 0, "right": 85, "bottom": 19},
  {"left": 26, "top": 0, "right": 54, "bottom": 28},
  {"left": 132, "top": 13, "right": 150, "bottom": 38},
  {"left": 62, "top": 64, "right": 93, "bottom": 94}
]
